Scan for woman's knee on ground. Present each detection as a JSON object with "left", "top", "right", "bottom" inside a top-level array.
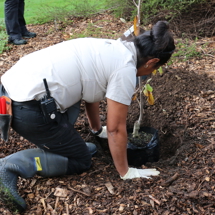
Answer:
[{"left": 66, "top": 154, "right": 92, "bottom": 175}]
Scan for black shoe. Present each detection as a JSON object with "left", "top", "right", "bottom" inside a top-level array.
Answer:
[
  {"left": 8, "top": 38, "right": 27, "bottom": 45},
  {"left": 86, "top": 142, "right": 97, "bottom": 156},
  {"left": 22, "top": 31, "right": 37, "bottom": 38}
]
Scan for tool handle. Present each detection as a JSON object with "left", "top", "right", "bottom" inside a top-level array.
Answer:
[
  {"left": 0, "top": 98, "right": 1, "bottom": 114},
  {"left": 0, "top": 97, "right": 6, "bottom": 114}
]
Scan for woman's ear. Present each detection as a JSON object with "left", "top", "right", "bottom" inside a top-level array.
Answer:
[{"left": 146, "top": 58, "right": 160, "bottom": 67}]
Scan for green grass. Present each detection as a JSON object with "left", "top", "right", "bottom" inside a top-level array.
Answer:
[
  {"left": 0, "top": 0, "right": 106, "bottom": 24},
  {"left": 0, "top": 18, "right": 7, "bottom": 54},
  {"left": 0, "top": 0, "right": 106, "bottom": 54},
  {"left": 167, "top": 38, "right": 203, "bottom": 65}
]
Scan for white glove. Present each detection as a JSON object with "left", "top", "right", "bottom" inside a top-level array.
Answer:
[
  {"left": 97, "top": 126, "right": 107, "bottom": 138},
  {"left": 120, "top": 167, "right": 160, "bottom": 180}
]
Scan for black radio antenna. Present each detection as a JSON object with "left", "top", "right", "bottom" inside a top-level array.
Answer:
[{"left": 43, "top": 78, "right": 51, "bottom": 98}]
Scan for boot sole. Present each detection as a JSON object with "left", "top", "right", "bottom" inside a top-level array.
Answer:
[
  {"left": 0, "top": 181, "right": 26, "bottom": 213},
  {"left": 22, "top": 35, "right": 36, "bottom": 38},
  {"left": 8, "top": 40, "right": 27, "bottom": 45}
]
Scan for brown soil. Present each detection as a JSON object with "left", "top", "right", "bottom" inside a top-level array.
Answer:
[
  {"left": 128, "top": 131, "right": 154, "bottom": 147},
  {"left": 0, "top": 10, "right": 215, "bottom": 215},
  {"left": 150, "top": 0, "right": 215, "bottom": 38}
]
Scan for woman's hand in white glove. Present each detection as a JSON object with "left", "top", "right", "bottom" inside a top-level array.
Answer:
[
  {"left": 97, "top": 126, "right": 107, "bottom": 138},
  {"left": 120, "top": 167, "right": 160, "bottom": 180},
  {"left": 91, "top": 126, "right": 108, "bottom": 139}
]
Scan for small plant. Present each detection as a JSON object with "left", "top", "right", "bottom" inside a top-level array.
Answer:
[{"left": 130, "top": 0, "right": 145, "bottom": 139}]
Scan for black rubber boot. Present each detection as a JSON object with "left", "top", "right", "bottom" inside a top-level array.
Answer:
[
  {"left": 8, "top": 38, "right": 27, "bottom": 45},
  {"left": 0, "top": 148, "right": 68, "bottom": 213},
  {"left": 22, "top": 31, "right": 37, "bottom": 38}
]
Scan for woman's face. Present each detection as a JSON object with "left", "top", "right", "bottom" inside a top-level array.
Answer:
[{"left": 136, "top": 58, "right": 160, "bottom": 76}]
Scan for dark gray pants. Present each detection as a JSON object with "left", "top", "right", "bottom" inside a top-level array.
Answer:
[
  {"left": 11, "top": 100, "right": 92, "bottom": 175},
  {"left": 4, "top": 0, "right": 28, "bottom": 39}
]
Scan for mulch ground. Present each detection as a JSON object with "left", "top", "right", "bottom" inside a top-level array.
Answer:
[{"left": 0, "top": 9, "right": 215, "bottom": 215}]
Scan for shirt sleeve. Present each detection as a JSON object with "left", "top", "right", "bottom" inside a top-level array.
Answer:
[{"left": 105, "top": 65, "right": 137, "bottom": 105}]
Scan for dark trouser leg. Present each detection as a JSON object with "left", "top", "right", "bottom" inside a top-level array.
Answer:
[
  {"left": 11, "top": 100, "right": 92, "bottom": 175},
  {"left": 4, "top": 0, "right": 22, "bottom": 39},
  {"left": 66, "top": 101, "right": 97, "bottom": 157},
  {"left": 66, "top": 100, "right": 81, "bottom": 125},
  {"left": 18, "top": 0, "right": 28, "bottom": 34}
]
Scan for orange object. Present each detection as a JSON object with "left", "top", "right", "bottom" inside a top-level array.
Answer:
[
  {"left": 133, "top": 15, "right": 140, "bottom": 36},
  {"left": 0, "top": 97, "right": 6, "bottom": 114}
]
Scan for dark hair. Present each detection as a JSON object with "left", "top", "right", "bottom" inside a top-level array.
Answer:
[{"left": 133, "top": 21, "right": 175, "bottom": 68}]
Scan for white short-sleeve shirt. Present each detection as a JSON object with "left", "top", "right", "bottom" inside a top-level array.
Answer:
[{"left": 2, "top": 38, "right": 137, "bottom": 111}]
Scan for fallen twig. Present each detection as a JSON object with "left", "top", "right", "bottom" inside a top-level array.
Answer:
[
  {"left": 161, "top": 172, "right": 179, "bottom": 187},
  {"left": 199, "top": 47, "right": 215, "bottom": 58},
  {"left": 105, "top": 182, "right": 115, "bottom": 194},
  {"left": 87, "top": 164, "right": 110, "bottom": 176},
  {"left": 65, "top": 202, "right": 69, "bottom": 215},
  {"left": 149, "top": 195, "right": 161, "bottom": 205},
  {"left": 54, "top": 196, "right": 59, "bottom": 210},
  {"left": 68, "top": 185, "right": 91, "bottom": 197}
]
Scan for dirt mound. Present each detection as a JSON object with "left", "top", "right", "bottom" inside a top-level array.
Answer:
[
  {"left": 129, "top": 69, "right": 215, "bottom": 161},
  {"left": 151, "top": 0, "right": 215, "bottom": 38}
]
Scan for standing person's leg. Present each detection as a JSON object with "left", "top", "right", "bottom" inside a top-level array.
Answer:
[
  {"left": 4, "top": 0, "right": 27, "bottom": 45},
  {"left": 18, "top": 0, "right": 27, "bottom": 33},
  {"left": 5, "top": 0, "right": 21, "bottom": 39},
  {"left": 19, "top": 0, "right": 37, "bottom": 38}
]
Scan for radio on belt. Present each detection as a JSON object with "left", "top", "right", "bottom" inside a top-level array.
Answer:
[{"left": 40, "top": 78, "right": 57, "bottom": 123}]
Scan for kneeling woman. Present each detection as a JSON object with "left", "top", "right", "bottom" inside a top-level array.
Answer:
[{"left": 0, "top": 20, "right": 175, "bottom": 213}]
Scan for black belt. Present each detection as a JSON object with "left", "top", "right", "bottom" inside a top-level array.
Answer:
[{"left": 12, "top": 100, "right": 41, "bottom": 109}]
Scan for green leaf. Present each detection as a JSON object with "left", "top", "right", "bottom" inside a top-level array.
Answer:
[
  {"left": 158, "top": 67, "right": 163, "bottom": 75},
  {"left": 146, "top": 84, "right": 153, "bottom": 92}
]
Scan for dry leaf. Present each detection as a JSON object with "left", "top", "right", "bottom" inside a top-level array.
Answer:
[
  {"left": 143, "top": 88, "right": 149, "bottom": 97},
  {"left": 40, "top": 198, "right": 46, "bottom": 210},
  {"left": 81, "top": 184, "right": 91, "bottom": 196},
  {"left": 105, "top": 182, "right": 115, "bottom": 194},
  {"left": 149, "top": 195, "right": 161, "bottom": 205},
  {"left": 133, "top": 15, "right": 140, "bottom": 36},
  {"left": 54, "top": 188, "right": 68, "bottom": 198},
  {"left": 205, "top": 176, "right": 210, "bottom": 181},
  {"left": 27, "top": 193, "right": 35, "bottom": 199},
  {"left": 195, "top": 143, "right": 204, "bottom": 149},
  {"left": 132, "top": 94, "right": 137, "bottom": 101},
  {"left": 147, "top": 92, "right": 155, "bottom": 105},
  {"left": 119, "top": 204, "right": 124, "bottom": 212},
  {"left": 150, "top": 199, "right": 155, "bottom": 208},
  {"left": 87, "top": 207, "right": 93, "bottom": 214},
  {"left": 120, "top": 18, "right": 127, "bottom": 23},
  {"left": 152, "top": 69, "right": 157, "bottom": 75}
]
